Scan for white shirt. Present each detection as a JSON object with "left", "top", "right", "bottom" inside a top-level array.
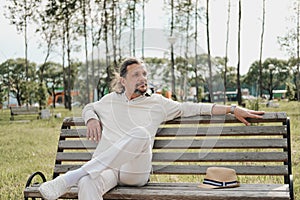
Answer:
[{"left": 82, "top": 92, "right": 214, "bottom": 156}]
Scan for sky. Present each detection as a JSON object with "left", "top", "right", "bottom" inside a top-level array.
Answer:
[{"left": 0, "top": 0, "right": 295, "bottom": 75}]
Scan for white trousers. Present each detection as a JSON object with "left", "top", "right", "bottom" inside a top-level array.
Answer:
[{"left": 78, "top": 127, "right": 152, "bottom": 200}]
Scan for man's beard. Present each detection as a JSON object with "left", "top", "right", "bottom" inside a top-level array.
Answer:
[{"left": 134, "top": 83, "right": 147, "bottom": 95}]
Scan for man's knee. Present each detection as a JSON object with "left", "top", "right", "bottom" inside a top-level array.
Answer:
[
  {"left": 119, "top": 172, "right": 149, "bottom": 187},
  {"left": 78, "top": 170, "right": 118, "bottom": 198}
]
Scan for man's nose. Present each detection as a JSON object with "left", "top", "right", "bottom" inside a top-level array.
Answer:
[{"left": 139, "top": 75, "right": 147, "bottom": 81}]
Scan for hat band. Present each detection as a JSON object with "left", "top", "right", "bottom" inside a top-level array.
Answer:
[{"left": 203, "top": 178, "right": 238, "bottom": 187}]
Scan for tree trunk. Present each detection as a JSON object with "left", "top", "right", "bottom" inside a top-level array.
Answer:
[
  {"left": 111, "top": 0, "right": 118, "bottom": 71},
  {"left": 206, "top": 0, "right": 213, "bottom": 103},
  {"left": 297, "top": 1, "right": 300, "bottom": 101},
  {"left": 224, "top": 0, "right": 231, "bottom": 105},
  {"left": 194, "top": 0, "right": 199, "bottom": 102},
  {"left": 24, "top": 0, "right": 29, "bottom": 82},
  {"left": 170, "top": 0, "right": 176, "bottom": 99},
  {"left": 104, "top": 1, "right": 112, "bottom": 89},
  {"left": 91, "top": 21, "right": 96, "bottom": 102},
  {"left": 66, "top": 20, "right": 72, "bottom": 111},
  {"left": 237, "top": 0, "right": 242, "bottom": 106},
  {"left": 82, "top": 0, "right": 90, "bottom": 104},
  {"left": 62, "top": 25, "right": 66, "bottom": 109},
  {"left": 118, "top": 4, "right": 123, "bottom": 63},
  {"left": 64, "top": 2, "right": 72, "bottom": 111},
  {"left": 142, "top": 0, "right": 145, "bottom": 59},
  {"left": 259, "top": 0, "right": 266, "bottom": 98},
  {"left": 132, "top": 0, "right": 136, "bottom": 56}
]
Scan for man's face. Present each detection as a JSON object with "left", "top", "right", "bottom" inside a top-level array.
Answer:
[{"left": 121, "top": 63, "right": 148, "bottom": 99}]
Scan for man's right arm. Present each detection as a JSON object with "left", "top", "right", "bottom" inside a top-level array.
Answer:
[
  {"left": 82, "top": 103, "right": 99, "bottom": 124},
  {"left": 82, "top": 103, "right": 102, "bottom": 142},
  {"left": 86, "top": 118, "right": 102, "bottom": 142}
]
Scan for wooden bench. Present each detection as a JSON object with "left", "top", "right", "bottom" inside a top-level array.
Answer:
[
  {"left": 24, "top": 112, "right": 294, "bottom": 200},
  {"left": 10, "top": 106, "right": 41, "bottom": 120}
]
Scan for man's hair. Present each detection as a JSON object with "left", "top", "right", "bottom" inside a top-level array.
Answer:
[{"left": 111, "top": 57, "right": 144, "bottom": 93}]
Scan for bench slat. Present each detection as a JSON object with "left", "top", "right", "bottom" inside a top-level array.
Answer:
[
  {"left": 157, "top": 126, "right": 287, "bottom": 136},
  {"left": 152, "top": 152, "right": 288, "bottom": 162},
  {"left": 24, "top": 183, "right": 290, "bottom": 200},
  {"left": 54, "top": 164, "right": 288, "bottom": 175},
  {"left": 11, "top": 107, "right": 38, "bottom": 111},
  {"left": 165, "top": 112, "right": 287, "bottom": 124},
  {"left": 12, "top": 111, "right": 39, "bottom": 115},
  {"left": 60, "top": 125, "right": 287, "bottom": 138},
  {"left": 58, "top": 140, "right": 97, "bottom": 149},
  {"left": 56, "top": 152, "right": 288, "bottom": 162},
  {"left": 153, "top": 138, "right": 287, "bottom": 149},
  {"left": 10, "top": 107, "right": 40, "bottom": 120},
  {"left": 62, "top": 112, "right": 287, "bottom": 127},
  {"left": 102, "top": 184, "right": 290, "bottom": 200},
  {"left": 151, "top": 165, "right": 288, "bottom": 175},
  {"left": 58, "top": 139, "right": 287, "bottom": 150}
]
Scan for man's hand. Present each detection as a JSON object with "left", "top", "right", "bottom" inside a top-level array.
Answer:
[
  {"left": 233, "top": 107, "right": 265, "bottom": 126},
  {"left": 86, "top": 119, "right": 102, "bottom": 142}
]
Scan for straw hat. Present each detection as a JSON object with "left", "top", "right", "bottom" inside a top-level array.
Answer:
[{"left": 198, "top": 167, "right": 240, "bottom": 189}]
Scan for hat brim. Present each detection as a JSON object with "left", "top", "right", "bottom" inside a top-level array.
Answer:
[{"left": 198, "top": 182, "right": 240, "bottom": 189}]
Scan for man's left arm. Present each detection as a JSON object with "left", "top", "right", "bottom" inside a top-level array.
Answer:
[{"left": 211, "top": 105, "right": 265, "bottom": 126}]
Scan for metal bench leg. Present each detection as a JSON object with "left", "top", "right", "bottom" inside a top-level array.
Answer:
[{"left": 24, "top": 171, "right": 47, "bottom": 200}]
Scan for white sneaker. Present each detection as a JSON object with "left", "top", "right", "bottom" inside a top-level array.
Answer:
[{"left": 39, "top": 176, "right": 70, "bottom": 200}]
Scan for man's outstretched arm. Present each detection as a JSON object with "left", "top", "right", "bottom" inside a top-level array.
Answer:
[{"left": 211, "top": 105, "right": 265, "bottom": 126}]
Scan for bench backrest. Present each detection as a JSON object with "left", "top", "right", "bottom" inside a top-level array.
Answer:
[
  {"left": 54, "top": 112, "right": 292, "bottom": 187},
  {"left": 10, "top": 107, "right": 39, "bottom": 114}
]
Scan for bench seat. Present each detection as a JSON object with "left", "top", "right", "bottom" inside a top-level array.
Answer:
[
  {"left": 10, "top": 107, "right": 40, "bottom": 120},
  {"left": 25, "top": 182, "right": 290, "bottom": 200}
]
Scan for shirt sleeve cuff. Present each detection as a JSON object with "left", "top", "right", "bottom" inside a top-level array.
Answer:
[{"left": 83, "top": 111, "right": 99, "bottom": 125}]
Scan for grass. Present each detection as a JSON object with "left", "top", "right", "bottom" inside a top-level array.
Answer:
[{"left": 0, "top": 101, "right": 299, "bottom": 199}]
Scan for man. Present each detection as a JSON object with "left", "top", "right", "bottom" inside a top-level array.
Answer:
[{"left": 39, "top": 57, "right": 264, "bottom": 200}]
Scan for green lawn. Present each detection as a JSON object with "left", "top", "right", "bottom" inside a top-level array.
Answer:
[{"left": 0, "top": 101, "right": 299, "bottom": 199}]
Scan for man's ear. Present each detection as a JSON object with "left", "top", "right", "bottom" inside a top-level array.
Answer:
[{"left": 120, "top": 77, "right": 126, "bottom": 87}]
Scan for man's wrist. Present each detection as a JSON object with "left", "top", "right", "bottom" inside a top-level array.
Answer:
[
  {"left": 86, "top": 118, "right": 99, "bottom": 125},
  {"left": 230, "top": 105, "right": 237, "bottom": 114}
]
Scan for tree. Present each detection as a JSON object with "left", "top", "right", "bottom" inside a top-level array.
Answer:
[
  {"left": 206, "top": 0, "right": 213, "bottom": 102},
  {"left": 141, "top": 0, "right": 146, "bottom": 59},
  {"left": 89, "top": 0, "right": 102, "bottom": 101},
  {"left": 176, "top": 56, "right": 191, "bottom": 101},
  {"left": 168, "top": 0, "right": 176, "bottom": 99},
  {"left": 224, "top": 0, "right": 231, "bottom": 104},
  {"left": 39, "top": 61, "right": 63, "bottom": 108},
  {"left": 0, "top": 58, "right": 37, "bottom": 106},
  {"left": 287, "top": 57, "right": 300, "bottom": 100},
  {"left": 4, "top": 0, "right": 41, "bottom": 81},
  {"left": 245, "top": 58, "right": 289, "bottom": 100},
  {"left": 0, "top": 77, "right": 5, "bottom": 107},
  {"left": 174, "top": 0, "right": 193, "bottom": 101},
  {"left": 76, "top": 59, "right": 107, "bottom": 102},
  {"left": 193, "top": 0, "right": 200, "bottom": 102},
  {"left": 59, "top": 0, "right": 80, "bottom": 110},
  {"left": 36, "top": 0, "right": 60, "bottom": 66},
  {"left": 63, "top": 61, "right": 81, "bottom": 106},
  {"left": 80, "top": 0, "right": 91, "bottom": 104},
  {"left": 278, "top": 0, "right": 300, "bottom": 101},
  {"left": 128, "top": 0, "right": 137, "bottom": 57},
  {"left": 35, "top": 1, "right": 64, "bottom": 109},
  {"left": 236, "top": 0, "right": 242, "bottom": 105},
  {"left": 39, "top": 0, "right": 80, "bottom": 109},
  {"left": 258, "top": 0, "right": 266, "bottom": 97}
]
